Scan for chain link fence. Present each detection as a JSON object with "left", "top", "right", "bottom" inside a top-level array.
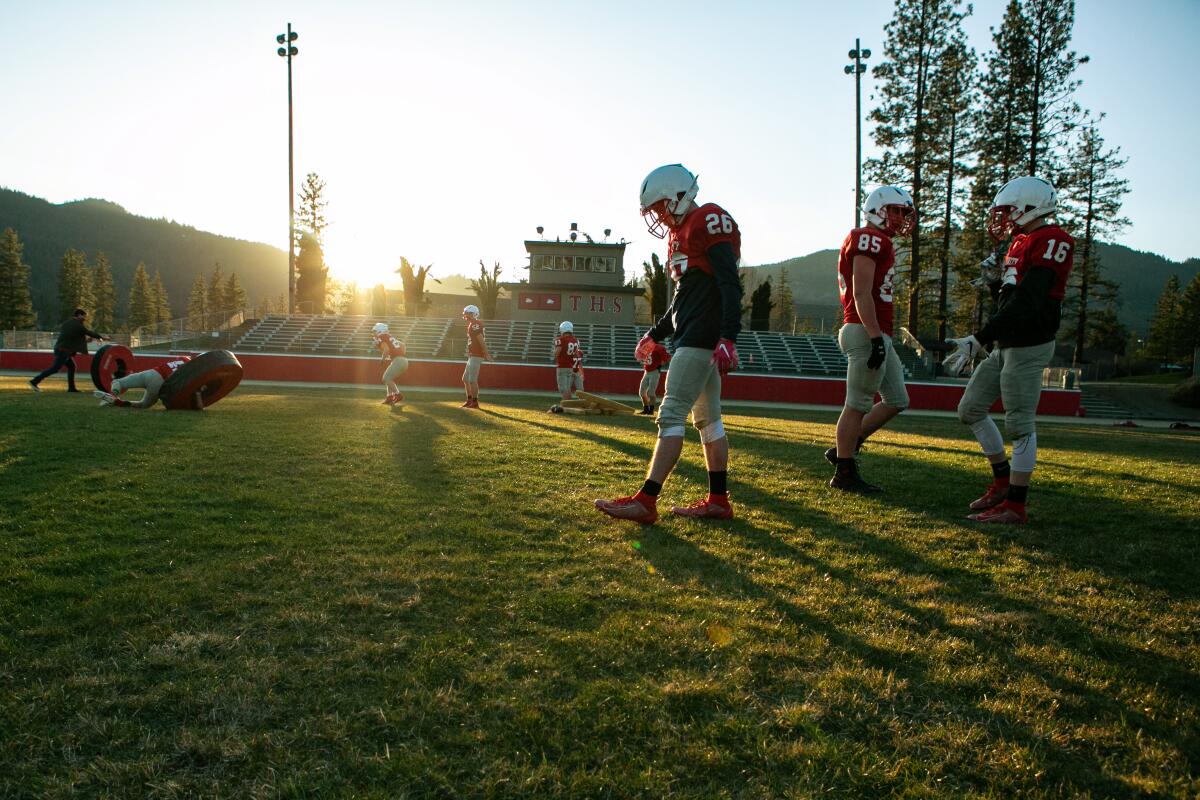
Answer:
[{"left": 2, "top": 309, "right": 248, "bottom": 352}]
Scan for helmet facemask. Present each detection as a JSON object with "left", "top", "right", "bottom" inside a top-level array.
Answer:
[
  {"left": 882, "top": 205, "right": 916, "bottom": 237},
  {"left": 987, "top": 206, "right": 1018, "bottom": 241}
]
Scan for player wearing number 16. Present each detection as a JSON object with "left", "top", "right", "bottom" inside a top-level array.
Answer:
[
  {"left": 948, "top": 176, "right": 1074, "bottom": 525},
  {"left": 827, "top": 186, "right": 914, "bottom": 493},
  {"left": 594, "top": 164, "right": 743, "bottom": 524}
]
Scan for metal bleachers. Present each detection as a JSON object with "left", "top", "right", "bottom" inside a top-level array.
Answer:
[{"left": 232, "top": 314, "right": 859, "bottom": 377}]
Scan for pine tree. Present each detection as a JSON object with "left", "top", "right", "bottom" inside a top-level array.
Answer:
[
  {"left": 152, "top": 270, "right": 172, "bottom": 334},
  {"left": 187, "top": 273, "right": 208, "bottom": 330},
  {"left": 298, "top": 173, "right": 329, "bottom": 244},
  {"left": 1146, "top": 275, "right": 1182, "bottom": 366},
  {"left": 224, "top": 272, "right": 247, "bottom": 313},
  {"left": 91, "top": 252, "right": 117, "bottom": 332},
  {"left": 296, "top": 233, "right": 328, "bottom": 314},
  {"left": 1058, "top": 118, "right": 1129, "bottom": 363},
  {"left": 208, "top": 263, "right": 225, "bottom": 313},
  {"left": 867, "top": 0, "right": 970, "bottom": 335},
  {"left": 771, "top": 267, "right": 797, "bottom": 333},
  {"left": 57, "top": 248, "right": 94, "bottom": 320},
  {"left": 0, "top": 228, "right": 37, "bottom": 330},
  {"left": 1087, "top": 303, "right": 1128, "bottom": 356},
  {"left": 1023, "top": 0, "right": 1084, "bottom": 176},
  {"left": 1179, "top": 273, "right": 1200, "bottom": 360},
  {"left": 749, "top": 279, "right": 773, "bottom": 331},
  {"left": 128, "top": 263, "right": 155, "bottom": 333}
]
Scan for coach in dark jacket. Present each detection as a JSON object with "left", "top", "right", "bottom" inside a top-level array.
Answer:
[{"left": 29, "top": 308, "right": 108, "bottom": 393}]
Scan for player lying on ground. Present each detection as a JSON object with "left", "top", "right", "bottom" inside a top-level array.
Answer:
[
  {"left": 372, "top": 322, "right": 408, "bottom": 406},
  {"left": 943, "top": 176, "right": 1074, "bottom": 525},
  {"left": 553, "top": 320, "right": 585, "bottom": 401},
  {"left": 94, "top": 356, "right": 191, "bottom": 408},
  {"left": 826, "top": 186, "right": 915, "bottom": 493},
  {"left": 595, "top": 163, "right": 743, "bottom": 524}
]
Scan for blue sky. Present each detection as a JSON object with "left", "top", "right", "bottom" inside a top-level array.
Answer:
[{"left": 1, "top": 0, "right": 1196, "bottom": 288}]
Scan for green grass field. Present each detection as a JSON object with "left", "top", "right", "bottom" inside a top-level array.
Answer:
[{"left": 1, "top": 376, "right": 1197, "bottom": 798}]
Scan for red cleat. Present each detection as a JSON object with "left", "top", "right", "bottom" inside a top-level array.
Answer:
[
  {"left": 671, "top": 496, "right": 734, "bottom": 519},
  {"left": 382, "top": 394, "right": 397, "bottom": 405},
  {"left": 969, "top": 482, "right": 1009, "bottom": 511},
  {"left": 968, "top": 500, "right": 1027, "bottom": 525},
  {"left": 460, "top": 399, "right": 474, "bottom": 408},
  {"left": 594, "top": 495, "right": 658, "bottom": 525}
]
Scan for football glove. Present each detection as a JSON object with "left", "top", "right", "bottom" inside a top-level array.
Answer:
[
  {"left": 970, "top": 254, "right": 1002, "bottom": 289},
  {"left": 634, "top": 334, "right": 657, "bottom": 362},
  {"left": 867, "top": 336, "right": 886, "bottom": 370},
  {"left": 712, "top": 338, "right": 739, "bottom": 375},
  {"left": 943, "top": 335, "right": 983, "bottom": 376}
]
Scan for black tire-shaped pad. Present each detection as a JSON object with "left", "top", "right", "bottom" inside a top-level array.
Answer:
[
  {"left": 158, "top": 350, "right": 244, "bottom": 410},
  {"left": 91, "top": 344, "right": 135, "bottom": 392}
]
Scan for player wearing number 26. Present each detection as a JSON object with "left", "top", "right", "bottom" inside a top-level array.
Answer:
[
  {"left": 948, "top": 176, "right": 1074, "bottom": 525},
  {"left": 594, "top": 164, "right": 743, "bottom": 524},
  {"left": 827, "top": 186, "right": 914, "bottom": 494}
]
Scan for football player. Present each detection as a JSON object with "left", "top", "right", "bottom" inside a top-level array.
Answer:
[
  {"left": 461, "top": 304, "right": 491, "bottom": 409},
  {"left": 944, "top": 176, "right": 1074, "bottom": 524},
  {"left": 552, "top": 320, "right": 585, "bottom": 400},
  {"left": 93, "top": 356, "right": 191, "bottom": 408},
  {"left": 594, "top": 164, "right": 743, "bottom": 524},
  {"left": 638, "top": 340, "right": 671, "bottom": 415},
  {"left": 372, "top": 322, "right": 408, "bottom": 406},
  {"left": 826, "top": 186, "right": 914, "bottom": 492}
]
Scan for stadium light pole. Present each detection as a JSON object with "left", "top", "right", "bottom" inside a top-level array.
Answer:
[
  {"left": 844, "top": 39, "right": 870, "bottom": 228},
  {"left": 276, "top": 24, "right": 299, "bottom": 314}
]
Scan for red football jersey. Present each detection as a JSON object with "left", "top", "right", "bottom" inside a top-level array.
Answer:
[
  {"left": 643, "top": 343, "right": 670, "bottom": 372},
  {"left": 667, "top": 203, "right": 742, "bottom": 281},
  {"left": 1003, "top": 224, "right": 1074, "bottom": 299},
  {"left": 153, "top": 356, "right": 191, "bottom": 380},
  {"left": 466, "top": 319, "right": 487, "bottom": 357},
  {"left": 837, "top": 226, "right": 897, "bottom": 336},
  {"left": 554, "top": 333, "right": 582, "bottom": 369},
  {"left": 373, "top": 331, "right": 406, "bottom": 358}
]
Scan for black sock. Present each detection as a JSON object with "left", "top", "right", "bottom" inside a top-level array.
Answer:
[
  {"left": 1008, "top": 484, "right": 1028, "bottom": 504},
  {"left": 856, "top": 435, "right": 865, "bottom": 451},
  {"left": 708, "top": 471, "right": 728, "bottom": 496},
  {"left": 835, "top": 457, "right": 856, "bottom": 473},
  {"left": 992, "top": 460, "right": 1011, "bottom": 480},
  {"left": 639, "top": 479, "right": 662, "bottom": 498}
]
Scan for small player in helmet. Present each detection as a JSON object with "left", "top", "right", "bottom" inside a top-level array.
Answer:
[
  {"left": 594, "top": 164, "right": 743, "bottom": 524},
  {"left": 461, "top": 304, "right": 491, "bottom": 409},
  {"left": 372, "top": 322, "right": 408, "bottom": 406},
  {"left": 944, "top": 176, "right": 1075, "bottom": 525},
  {"left": 552, "top": 320, "right": 584, "bottom": 401},
  {"left": 825, "top": 185, "right": 915, "bottom": 493}
]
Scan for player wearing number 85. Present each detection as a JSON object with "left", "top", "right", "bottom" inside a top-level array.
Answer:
[
  {"left": 826, "top": 185, "right": 914, "bottom": 493},
  {"left": 947, "top": 176, "right": 1075, "bottom": 525},
  {"left": 594, "top": 164, "right": 743, "bottom": 524}
]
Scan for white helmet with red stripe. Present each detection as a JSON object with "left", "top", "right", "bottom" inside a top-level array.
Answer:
[
  {"left": 639, "top": 164, "right": 699, "bottom": 239},
  {"left": 863, "top": 186, "right": 916, "bottom": 236},
  {"left": 462, "top": 304, "right": 480, "bottom": 320},
  {"left": 988, "top": 176, "right": 1056, "bottom": 241}
]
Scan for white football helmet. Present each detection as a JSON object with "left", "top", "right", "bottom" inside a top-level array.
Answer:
[
  {"left": 462, "top": 304, "right": 480, "bottom": 319},
  {"left": 559, "top": 321, "right": 573, "bottom": 333},
  {"left": 988, "top": 176, "right": 1056, "bottom": 241},
  {"left": 863, "top": 186, "right": 916, "bottom": 236},
  {"left": 372, "top": 322, "right": 389, "bottom": 335},
  {"left": 639, "top": 164, "right": 699, "bottom": 239}
]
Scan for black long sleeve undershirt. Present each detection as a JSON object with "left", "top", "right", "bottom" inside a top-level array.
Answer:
[
  {"left": 646, "top": 241, "right": 743, "bottom": 349},
  {"left": 975, "top": 266, "right": 1061, "bottom": 348}
]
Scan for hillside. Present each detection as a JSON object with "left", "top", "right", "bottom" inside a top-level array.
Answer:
[
  {"left": 0, "top": 188, "right": 286, "bottom": 327},
  {"left": 747, "top": 242, "right": 1200, "bottom": 335}
]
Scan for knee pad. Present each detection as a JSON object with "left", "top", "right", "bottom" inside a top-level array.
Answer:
[
  {"left": 958, "top": 399, "right": 984, "bottom": 426},
  {"left": 970, "top": 418, "right": 1005, "bottom": 457},
  {"left": 1011, "top": 432, "right": 1037, "bottom": 472},
  {"left": 887, "top": 400, "right": 909, "bottom": 413},
  {"left": 698, "top": 419, "right": 725, "bottom": 444},
  {"left": 658, "top": 424, "right": 686, "bottom": 439}
]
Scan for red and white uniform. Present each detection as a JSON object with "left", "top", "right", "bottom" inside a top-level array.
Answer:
[
  {"left": 667, "top": 202, "right": 742, "bottom": 281},
  {"left": 837, "top": 227, "right": 897, "bottom": 336},
  {"left": 466, "top": 319, "right": 486, "bottom": 357},
  {"left": 153, "top": 356, "right": 191, "bottom": 379},
  {"left": 554, "top": 333, "right": 582, "bottom": 370},
  {"left": 642, "top": 343, "right": 670, "bottom": 372},
  {"left": 373, "top": 331, "right": 407, "bottom": 358},
  {"left": 1001, "top": 225, "right": 1074, "bottom": 299}
]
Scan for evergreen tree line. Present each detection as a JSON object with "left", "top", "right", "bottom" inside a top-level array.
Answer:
[
  {"left": 1145, "top": 273, "right": 1200, "bottom": 367},
  {"left": 863, "top": 0, "right": 1134, "bottom": 364}
]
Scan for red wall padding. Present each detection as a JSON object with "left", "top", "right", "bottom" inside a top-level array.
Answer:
[{"left": 2, "top": 349, "right": 1081, "bottom": 416}]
